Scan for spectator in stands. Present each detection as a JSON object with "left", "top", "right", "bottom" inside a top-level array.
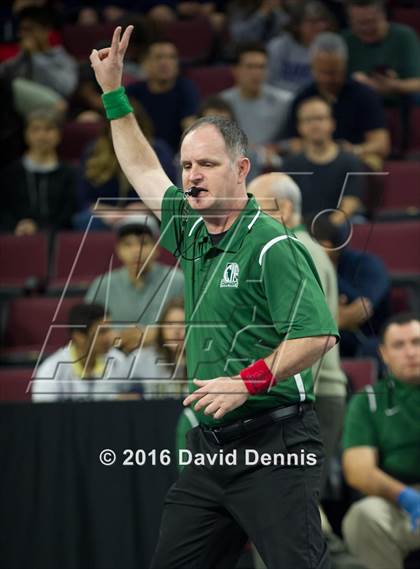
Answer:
[
  {"left": 0, "top": 108, "right": 77, "bottom": 235},
  {"left": 282, "top": 96, "right": 365, "bottom": 224},
  {"left": 343, "top": 0, "right": 420, "bottom": 106},
  {"left": 228, "top": 0, "right": 289, "bottom": 45},
  {"left": 126, "top": 40, "right": 199, "bottom": 151},
  {"left": 74, "top": 102, "right": 175, "bottom": 230},
  {"left": 85, "top": 215, "right": 184, "bottom": 354},
  {"left": 285, "top": 32, "right": 390, "bottom": 169},
  {"left": 0, "top": 0, "right": 57, "bottom": 47},
  {"left": 267, "top": 1, "right": 335, "bottom": 94},
  {"left": 313, "top": 218, "right": 390, "bottom": 360},
  {"left": 0, "top": 6, "right": 78, "bottom": 98},
  {"left": 130, "top": 297, "right": 186, "bottom": 399},
  {"left": 31, "top": 302, "right": 131, "bottom": 402},
  {"left": 199, "top": 95, "right": 236, "bottom": 121},
  {"left": 341, "top": 312, "right": 420, "bottom": 569},
  {"left": 220, "top": 42, "right": 291, "bottom": 172}
]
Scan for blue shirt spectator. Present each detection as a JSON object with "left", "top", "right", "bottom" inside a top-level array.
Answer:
[
  {"left": 314, "top": 219, "right": 391, "bottom": 361},
  {"left": 126, "top": 41, "right": 199, "bottom": 151}
]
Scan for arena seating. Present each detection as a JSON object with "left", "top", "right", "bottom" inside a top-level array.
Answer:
[
  {"left": 61, "top": 22, "right": 116, "bottom": 60},
  {"left": 160, "top": 18, "right": 215, "bottom": 64},
  {"left": 0, "top": 296, "right": 84, "bottom": 365},
  {"left": 341, "top": 357, "right": 378, "bottom": 392},
  {"left": 350, "top": 221, "right": 420, "bottom": 282},
  {"left": 48, "top": 231, "right": 120, "bottom": 293},
  {"left": 59, "top": 120, "right": 105, "bottom": 163},
  {"left": 0, "top": 234, "right": 49, "bottom": 295},
  {"left": 385, "top": 105, "right": 420, "bottom": 158},
  {"left": 184, "top": 65, "right": 234, "bottom": 98},
  {"left": 48, "top": 230, "right": 176, "bottom": 293},
  {"left": 390, "top": 286, "right": 413, "bottom": 313},
  {"left": 406, "top": 106, "right": 420, "bottom": 155},
  {"left": 0, "top": 367, "right": 32, "bottom": 401},
  {"left": 377, "top": 161, "right": 420, "bottom": 219}
]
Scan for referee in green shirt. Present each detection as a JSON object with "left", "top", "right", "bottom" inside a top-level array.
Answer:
[{"left": 91, "top": 26, "right": 339, "bottom": 569}]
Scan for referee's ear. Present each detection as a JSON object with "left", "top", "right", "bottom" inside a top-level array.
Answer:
[{"left": 237, "top": 156, "right": 250, "bottom": 184}]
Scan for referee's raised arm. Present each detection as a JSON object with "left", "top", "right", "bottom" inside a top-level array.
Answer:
[{"left": 89, "top": 26, "right": 172, "bottom": 220}]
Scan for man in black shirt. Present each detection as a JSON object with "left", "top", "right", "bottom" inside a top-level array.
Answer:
[
  {"left": 0, "top": 109, "right": 76, "bottom": 235},
  {"left": 283, "top": 96, "right": 364, "bottom": 224}
]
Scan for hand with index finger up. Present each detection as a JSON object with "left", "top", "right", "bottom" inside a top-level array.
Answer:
[{"left": 90, "top": 25, "right": 133, "bottom": 94}]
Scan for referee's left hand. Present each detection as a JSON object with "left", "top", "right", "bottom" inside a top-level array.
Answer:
[{"left": 183, "top": 377, "right": 249, "bottom": 420}]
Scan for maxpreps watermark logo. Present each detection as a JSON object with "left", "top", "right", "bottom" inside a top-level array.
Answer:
[{"left": 220, "top": 262, "right": 240, "bottom": 288}]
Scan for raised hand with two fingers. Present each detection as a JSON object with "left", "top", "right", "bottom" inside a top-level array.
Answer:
[{"left": 89, "top": 25, "right": 133, "bottom": 93}]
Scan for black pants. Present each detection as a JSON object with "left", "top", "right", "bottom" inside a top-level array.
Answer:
[{"left": 151, "top": 409, "right": 331, "bottom": 569}]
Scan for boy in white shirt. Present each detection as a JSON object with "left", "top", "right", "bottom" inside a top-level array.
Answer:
[{"left": 32, "top": 303, "right": 130, "bottom": 402}]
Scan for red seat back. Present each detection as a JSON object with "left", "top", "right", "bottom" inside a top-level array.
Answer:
[
  {"left": 160, "top": 18, "right": 214, "bottom": 64},
  {"left": 407, "top": 106, "right": 420, "bottom": 154},
  {"left": 59, "top": 120, "right": 105, "bottom": 163},
  {"left": 61, "top": 23, "right": 115, "bottom": 60},
  {"left": 379, "top": 161, "right": 420, "bottom": 212},
  {"left": 341, "top": 358, "right": 378, "bottom": 392},
  {"left": 49, "top": 231, "right": 120, "bottom": 290},
  {"left": 185, "top": 65, "right": 234, "bottom": 98},
  {"left": 390, "top": 286, "right": 412, "bottom": 313},
  {"left": 50, "top": 230, "right": 177, "bottom": 291},
  {"left": 350, "top": 221, "right": 420, "bottom": 276},
  {"left": 3, "top": 296, "right": 84, "bottom": 352},
  {"left": 0, "top": 368, "right": 32, "bottom": 401},
  {"left": 0, "top": 234, "right": 48, "bottom": 289}
]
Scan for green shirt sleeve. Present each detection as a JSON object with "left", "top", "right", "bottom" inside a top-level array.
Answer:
[
  {"left": 342, "top": 388, "right": 379, "bottom": 449},
  {"left": 397, "top": 26, "right": 420, "bottom": 78},
  {"left": 160, "top": 185, "right": 188, "bottom": 256},
  {"left": 261, "top": 236, "right": 339, "bottom": 342}
]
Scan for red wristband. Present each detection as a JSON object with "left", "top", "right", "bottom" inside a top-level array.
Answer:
[{"left": 240, "top": 359, "right": 276, "bottom": 395}]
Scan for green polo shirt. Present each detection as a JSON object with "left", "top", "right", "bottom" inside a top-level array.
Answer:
[
  {"left": 343, "top": 24, "right": 420, "bottom": 106},
  {"left": 343, "top": 376, "right": 420, "bottom": 484},
  {"left": 160, "top": 186, "right": 339, "bottom": 427}
]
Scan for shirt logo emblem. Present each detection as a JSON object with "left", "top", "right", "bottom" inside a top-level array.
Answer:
[{"left": 220, "top": 263, "right": 240, "bottom": 288}]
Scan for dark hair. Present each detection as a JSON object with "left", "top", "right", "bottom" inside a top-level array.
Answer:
[
  {"left": 155, "top": 298, "right": 185, "bottom": 362},
  {"left": 346, "top": 0, "right": 385, "bottom": 9},
  {"left": 288, "top": 0, "right": 336, "bottom": 39},
  {"left": 199, "top": 96, "right": 236, "bottom": 121},
  {"left": 310, "top": 217, "right": 342, "bottom": 247},
  {"left": 25, "top": 108, "right": 62, "bottom": 129},
  {"left": 181, "top": 116, "right": 248, "bottom": 160},
  {"left": 296, "top": 96, "right": 333, "bottom": 118},
  {"left": 68, "top": 303, "right": 107, "bottom": 335},
  {"left": 145, "top": 39, "right": 178, "bottom": 56},
  {"left": 233, "top": 41, "right": 267, "bottom": 64},
  {"left": 117, "top": 224, "right": 154, "bottom": 240},
  {"left": 18, "top": 6, "right": 54, "bottom": 28},
  {"left": 379, "top": 312, "right": 420, "bottom": 343}
]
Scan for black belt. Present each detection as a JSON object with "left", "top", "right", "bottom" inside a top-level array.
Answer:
[{"left": 200, "top": 402, "right": 314, "bottom": 446}]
